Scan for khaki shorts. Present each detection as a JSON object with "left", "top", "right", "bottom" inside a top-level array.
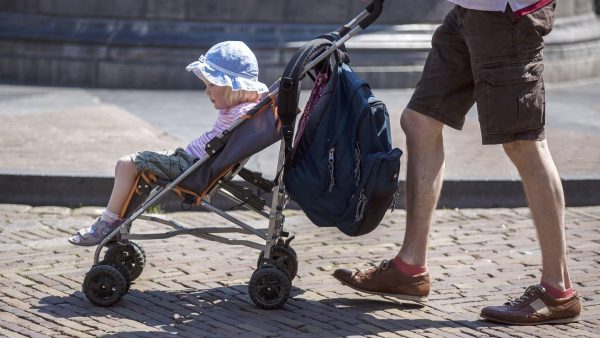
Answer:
[
  {"left": 131, "top": 148, "right": 198, "bottom": 181},
  {"left": 407, "top": 2, "right": 556, "bottom": 144}
]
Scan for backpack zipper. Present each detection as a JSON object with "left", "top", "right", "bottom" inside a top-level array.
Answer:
[
  {"left": 355, "top": 189, "right": 367, "bottom": 222},
  {"left": 391, "top": 191, "right": 399, "bottom": 212},
  {"left": 391, "top": 168, "right": 400, "bottom": 212},
  {"left": 328, "top": 147, "right": 336, "bottom": 192},
  {"left": 354, "top": 141, "right": 361, "bottom": 186}
]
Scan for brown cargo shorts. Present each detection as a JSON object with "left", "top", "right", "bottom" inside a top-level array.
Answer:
[{"left": 407, "top": 2, "right": 556, "bottom": 144}]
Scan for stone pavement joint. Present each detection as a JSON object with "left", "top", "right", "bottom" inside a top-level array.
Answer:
[{"left": 0, "top": 204, "right": 598, "bottom": 337}]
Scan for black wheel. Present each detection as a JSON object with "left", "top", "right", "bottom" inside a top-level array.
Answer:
[
  {"left": 83, "top": 264, "right": 127, "bottom": 307},
  {"left": 98, "top": 260, "right": 131, "bottom": 292},
  {"left": 257, "top": 245, "right": 298, "bottom": 280},
  {"left": 249, "top": 266, "right": 291, "bottom": 309},
  {"left": 104, "top": 241, "right": 145, "bottom": 281}
]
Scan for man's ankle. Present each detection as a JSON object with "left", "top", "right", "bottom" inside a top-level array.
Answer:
[
  {"left": 392, "top": 256, "right": 428, "bottom": 276},
  {"left": 540, "top": 280, "right": 575, "bottom": 299}
]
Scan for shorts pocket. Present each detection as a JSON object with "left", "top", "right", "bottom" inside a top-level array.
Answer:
[{"left": 479, "top": 60, "right": 545, "bottom": 135}]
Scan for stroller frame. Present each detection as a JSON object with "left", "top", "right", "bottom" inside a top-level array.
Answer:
[{"left": 81, "top": 0, "right": 385, "bottom": 310}]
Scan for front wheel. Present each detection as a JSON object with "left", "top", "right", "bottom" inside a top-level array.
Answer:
[{"left": 83, "top": 264, "right": 127, "bottom": 307}]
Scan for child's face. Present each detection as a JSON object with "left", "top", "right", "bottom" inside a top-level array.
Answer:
[{"left": 203, "top": 81, "right": 229, "bottom": 109}]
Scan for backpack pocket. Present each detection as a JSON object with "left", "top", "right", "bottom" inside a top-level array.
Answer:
[{"left": 337, "top": 148, "right": 402, "bottom": 236}]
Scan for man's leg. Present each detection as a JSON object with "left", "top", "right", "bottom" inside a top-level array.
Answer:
[
  {"left": 480, "top": 139, "right": 580, "bottom": 325},
  {"left": 398, "top": 108, "right": 445, "bottom": 266},
  {"left": 331, "top": 108, "right": 444, "bottom": 302},
  {"left": 502, "top": 140, "right": 571, "bottom": 289}
]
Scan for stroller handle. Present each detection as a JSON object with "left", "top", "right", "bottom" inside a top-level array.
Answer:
[
  {"left": 335, "top": 0, "right": 385, "bottom": 37},
  {"left": 361, "top": 0, "right": 385, "bottom": 29}
]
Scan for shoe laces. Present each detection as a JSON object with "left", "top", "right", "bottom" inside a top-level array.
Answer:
[
  {"left": 358, "top": 259, "right": 391, "bottom": 279},
  {"left": 505, "top": 285, "right": 544, "bottom": 306}
]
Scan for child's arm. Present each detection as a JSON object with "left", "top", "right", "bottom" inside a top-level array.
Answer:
[
  {"left": 185, "top": 102, "right": 256, "bottom": 159},
  {"left": 185, "top": 122, "right": 220, "bottom": 159}
]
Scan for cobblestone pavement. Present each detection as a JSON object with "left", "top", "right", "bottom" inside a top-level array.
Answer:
[{"left": 0, "top": 204, "right": 599, "bottom": 337}]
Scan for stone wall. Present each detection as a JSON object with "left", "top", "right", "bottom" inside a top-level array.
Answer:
[{"left": 0, "top": 0, "right": 599, "bottom": 88}]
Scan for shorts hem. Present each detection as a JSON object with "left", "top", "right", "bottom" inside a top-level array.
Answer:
[
  {"left": 407, "top": 101, "right": 465, "bottom": 131},
  {"left": 482, "top": 128, "right": 545, "bottom": 145}
]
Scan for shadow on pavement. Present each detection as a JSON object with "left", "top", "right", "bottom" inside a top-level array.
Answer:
[{"left": 35, "top": 284, "right": 500, "bottom": 336}]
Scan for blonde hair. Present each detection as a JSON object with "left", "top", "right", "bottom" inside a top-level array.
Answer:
[
  {"left": 223, "top": 87, "right": 261, "bottom": 107},
  {"left": 199, "top": 73, "right": 261, "bottom": 107}
]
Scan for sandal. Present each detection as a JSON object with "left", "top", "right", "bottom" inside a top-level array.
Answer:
[{"left": 68, "top": 217, "right": 122, "bottom": 246}]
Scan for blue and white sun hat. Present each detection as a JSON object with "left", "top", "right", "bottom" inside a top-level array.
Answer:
[{"left": 186, "top": 41, "right": 268, "bottom": 94}]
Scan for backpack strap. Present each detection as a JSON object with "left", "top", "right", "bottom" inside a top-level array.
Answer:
[{"left": 277, "top": 38, "right": 334, "bottom": 158}]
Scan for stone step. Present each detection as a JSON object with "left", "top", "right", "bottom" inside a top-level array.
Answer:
[
  {"left": 0, "top": 0, "right": 454, "bottom": 25},
  {"left": 1, "top": 7, "right": 599, "bottom": 89}
]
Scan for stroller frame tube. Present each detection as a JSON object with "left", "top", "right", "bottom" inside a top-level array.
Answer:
[
  {"left": 263, "top": 142, "right": 288, "bottom": 260},
  {"left": 91, "top": 1, "right": 381, "bottom": 265}
]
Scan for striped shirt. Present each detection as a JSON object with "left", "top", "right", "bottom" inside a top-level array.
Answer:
[
  {"left": 185, "top": 101, "right": 257, "bottom": 159},
  {"left": 446, "top": 0, "right": 553, "bottom": 17}
]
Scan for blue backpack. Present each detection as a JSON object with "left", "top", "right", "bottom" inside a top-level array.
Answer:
[{"left": 283, "top": 59, "right": 402, "bottom": 236}]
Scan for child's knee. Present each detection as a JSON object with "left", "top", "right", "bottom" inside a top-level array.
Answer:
[{"left": 116, "top": 157, "right": 136, "bottom": 174}]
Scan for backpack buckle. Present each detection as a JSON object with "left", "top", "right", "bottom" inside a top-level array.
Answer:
[{"left": 281, "top": 77, "right": 294, "bottom": 91}]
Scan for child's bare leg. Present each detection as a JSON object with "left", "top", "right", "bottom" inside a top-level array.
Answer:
[
  {"left": 106, "top": 156, "right": 139, "bottom": 216},
  {"left": 69, "top": 156, "right": 138, "bottom": 246}
]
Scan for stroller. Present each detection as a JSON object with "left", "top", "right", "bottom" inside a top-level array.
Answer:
[{"left": 81, "top": 0, "right": 386, "bottom": 310}]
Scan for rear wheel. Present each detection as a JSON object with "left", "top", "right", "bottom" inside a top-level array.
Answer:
[
  {"left": 257, "top": 245, "right": 298, "bottom": 280},
  {"left": 249, "top": 266, "right": 291, "bottom": 309}
]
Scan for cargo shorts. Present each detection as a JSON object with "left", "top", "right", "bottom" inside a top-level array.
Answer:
[
  {"left": 130, "top": 148, "right": 198, "bottom": 181},
  {"left": 407, "top": 2, "right": 556, "bottom": 144}
]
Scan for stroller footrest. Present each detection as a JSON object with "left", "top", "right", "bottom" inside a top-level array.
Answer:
[
  {"left": 238, "top": 168, "right": 275, "bottom": 192},
  {"left": 220, "top": 181, "right": 267, "bottom": 210}
]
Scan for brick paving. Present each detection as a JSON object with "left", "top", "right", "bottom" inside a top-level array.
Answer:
[{"left": 0, "top": 204, "right": 598, "bottom": 337}]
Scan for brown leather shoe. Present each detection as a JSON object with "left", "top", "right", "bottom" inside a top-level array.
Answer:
[
  {"left": 481, "top": 285, "right": 581, "bottom": 325},
  {"left": 332, "top": 260, "right": 430, "bottom": 302}
]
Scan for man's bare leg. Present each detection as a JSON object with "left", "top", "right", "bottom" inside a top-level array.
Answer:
[
  {"left": 331, "top": 108, "right": 443, "bottom": 301},
  {"left": 480, "top": 139, "right": 579, "bottom": 325},
  {"left": 398, "top": 108, "right": 446, "bottom": 266},
  {"left": 503, "top": 140, "right": 571, "bottom": 290}
]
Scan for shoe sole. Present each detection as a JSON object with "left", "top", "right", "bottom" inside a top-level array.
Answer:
[
  {"left": 333, "top": 274, "right": 428, "bottom": 303},
  {"left": 68, "top": 238, "right": 99, "bottom": 247},
  {"left": 480, "top": 314, "right": 581, "bottom": 325},
  {"left": 68, "top": 237, "right": 117, "bottom": 247}
]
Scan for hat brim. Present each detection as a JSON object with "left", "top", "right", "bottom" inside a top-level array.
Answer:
[{"left": 186, "top": 60, "right": 269, "bottom": 94}]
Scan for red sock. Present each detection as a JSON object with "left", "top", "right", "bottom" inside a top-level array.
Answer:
[
  {"left": 392, "top": 256, "right": 428, "bottom": 276},
  {"left": 540, "top": 281, "right": 574, "bottom": 299}
]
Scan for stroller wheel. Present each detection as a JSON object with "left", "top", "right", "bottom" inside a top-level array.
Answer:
[
  {"left": 257, "top": 245, "right": 298, "bottom": 281},
  {"left": 249, "top": 266, "right": 291, "bottom": 310},
  {"left": 104, "top": 241, "right": 146, "bottom": 281},
  {"left": 83, "top": 264, "right": 127, "bottom": 307}
]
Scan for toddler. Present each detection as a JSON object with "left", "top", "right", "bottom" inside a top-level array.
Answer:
[{"left": 69, "top": 41, "right": 268, "bottom": 246}]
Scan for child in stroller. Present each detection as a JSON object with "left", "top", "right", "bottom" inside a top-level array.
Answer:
[
  {"left": 68, "top": 40, "right": 269, "bottom": 246},
  {"left": 73, "top": 0, "right": 386, "bottom": 310}
]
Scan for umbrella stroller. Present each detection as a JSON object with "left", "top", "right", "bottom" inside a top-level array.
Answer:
[{"left": 81, "top": 0, "right": 386, "bottom": 310}]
